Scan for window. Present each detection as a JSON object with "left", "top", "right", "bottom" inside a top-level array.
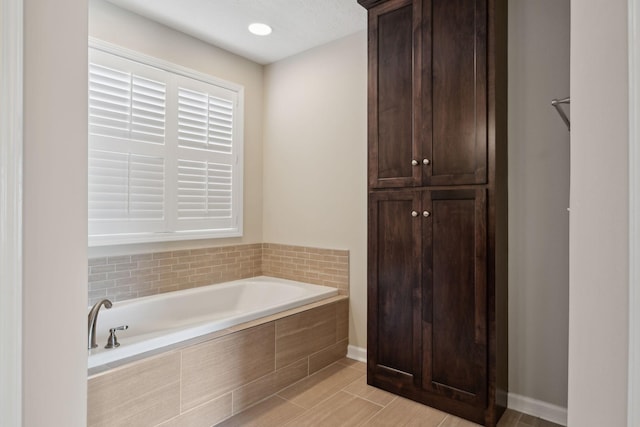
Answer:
[{"left": 88, "top": 41, "right": 243, "bottom": 246}]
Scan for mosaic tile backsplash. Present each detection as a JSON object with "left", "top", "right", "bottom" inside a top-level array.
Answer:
[{"left": 88, "top": 243, "right": 349, "bottom": 306}]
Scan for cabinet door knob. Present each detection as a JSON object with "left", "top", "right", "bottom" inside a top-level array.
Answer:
[
  {"left": 411, "top": 159, "right": 419, "bottom": 166},
  {"left": 423, "top": 158, "right": 430, "bottom": 165},
  {"left": 411, "top": 210, "right": 419, "bottom": 217},
  {"left": 423, "top": 211, "right": 430, "bottom": 217}
]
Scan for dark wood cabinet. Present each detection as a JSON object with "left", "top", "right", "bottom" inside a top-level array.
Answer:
[
  {"left": 361, "top": 0, "right": 508, "bottom": 426},
  {"left": 366, "top": 0, "right": 488, "bottom": 189},
  {"left": 421, "top": 189, "right": 487, "bottom": 406}
]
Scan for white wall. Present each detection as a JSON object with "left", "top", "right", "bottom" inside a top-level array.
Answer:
[
  {"left": 88, "top": 0, "right": 265, "bottom": 258},
  {"left": 22, "top": 0, "right": 88, "bottom": 425},
  {"left": 569, "top": 0, "right": 630, "bottom": 425},
  {"left": 508, "top": 0, "right": 570, "bottom": 410},
  {"left": 263, "top": 32, "right": 368, "bottom": 347}
]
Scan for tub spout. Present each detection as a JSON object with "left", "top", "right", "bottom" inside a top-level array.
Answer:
[{"left": 88, "top": 299, "right": 112, "bottom": 350}]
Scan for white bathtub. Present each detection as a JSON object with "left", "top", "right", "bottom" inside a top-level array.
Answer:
[{"left": 88, "top": 276, "right": 338, "bottom": 368}]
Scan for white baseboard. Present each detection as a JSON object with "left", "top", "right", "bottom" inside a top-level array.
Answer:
[
  {"left": 507, "top": 393, "right": 567, "bottom": 426},
  {"left": 347, "top": 345, "right": 367, "bottom": 362},
  {"left": 345, "top": 346, "right": 567, "bottom": 426}
]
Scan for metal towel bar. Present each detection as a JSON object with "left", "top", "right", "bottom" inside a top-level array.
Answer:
[{"left": 551, "top": 97, "right": 570, "bottom": 131}]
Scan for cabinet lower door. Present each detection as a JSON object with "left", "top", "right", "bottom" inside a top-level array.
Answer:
[
  {"left": 421, "top": 189, "right": 487, "bottom": 406},
  {"left": 368, "top": 190, "right": 422, "bottom": 385}
]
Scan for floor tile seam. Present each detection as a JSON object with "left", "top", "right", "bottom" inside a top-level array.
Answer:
[
  {"left": 278, "top": 391, "right": 349, "bottom": 427},
  {"left": 340, "top": 387, "right": 389, "bottom": 409},
  {"left": 340, "top": 362, "right": 368, "bottom": 374},
  {"left": 235, "top": 386, "right": 307, "bottom": 419},
  {"left": 215, "top": 395, "right": 300, "bottom": 427},
  {"left": 283, "top": 388, "right": 382, "bottom": 427},
  {"left": 356, "top": 403, "right": 387, "bottom": 426},
  {"left": 290, "top": 383, "right": 357, "bottom": 412},
  {"left": 436, "top": 414, "right": 451, "bottom": 427},
  {"left": 354, "top": 394, "right": 399, "bottom": 424}
]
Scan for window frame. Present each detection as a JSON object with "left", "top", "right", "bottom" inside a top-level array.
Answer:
[{"left": 88, "top": 38, "right": 244, "bottom": 247}]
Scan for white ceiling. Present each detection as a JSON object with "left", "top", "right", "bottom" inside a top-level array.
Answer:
[{"left": 104, "top": 0, "right": 368, "bottom": 65}]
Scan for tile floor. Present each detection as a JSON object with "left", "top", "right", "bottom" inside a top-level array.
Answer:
[{"left": 215, "top": 358, "right": 563, "bottom": 427}]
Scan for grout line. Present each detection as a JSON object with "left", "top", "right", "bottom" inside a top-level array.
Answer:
[
  {"left": 341, "top": 388, "right": 387, "bottom": 408},
  {"left": 436, "top": 414, "right": 450, "bottom": 427},
  {"left": 359, "top": 405, "right": 386, "bottom": 426}
]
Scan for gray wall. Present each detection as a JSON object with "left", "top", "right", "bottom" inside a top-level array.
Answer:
[
  {"left": 262, "top": 32, "right": 368, "bottom": 348},
  {"left": 569, "top": 0, "right": 629, "bottom": 425},
  {"left": 23, "top": 0, "right": 88, "bottom": 425},
  {"left": 508, "top": 0, "right": 570, "bottom": 408}
]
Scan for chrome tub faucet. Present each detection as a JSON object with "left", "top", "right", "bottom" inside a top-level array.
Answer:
[{"left": 88, "top": 299, "right": 112, "bottom": 350}]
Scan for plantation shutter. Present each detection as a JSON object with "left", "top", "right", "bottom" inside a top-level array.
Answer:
[
  {"left": 89, "top": 50, "right": 168, "bottom": 236},
  {"left": 88, "top": 43, "right": 243, "bottom": 245},
  {"left": 175, "top": 78, "right": 241, "bottom": 233}
]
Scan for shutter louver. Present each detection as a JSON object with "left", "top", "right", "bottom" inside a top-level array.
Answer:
[
  {"left": 89, "top": 150, "right": 165, "bottom": 221},
  {"left": 177, "top": 160, "right": 232, "bottom": 219},
  {"left": 89, "top": 63, "right": 166, "bottom": 145},
  {"left": 178, "top": 87, "right": 233, "bottom": 154},
  {"left": 89, "top": 64, "right": 131, "bottom": 139},
  {"left": 131, "top": 76, "right": 166, "bottom": 144}
]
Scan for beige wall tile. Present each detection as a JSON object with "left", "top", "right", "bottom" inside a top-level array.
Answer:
[
  {"left": 275, "top": 304, "right": 336, "bottom": 369},
  {"left": 232, "top": 358, "right": 308, "bottom": 414},
  {"left": 216, "top": 396, "right": 305, "bottom": 427},
  {"left": 88, "top": 244, "right": 265, "bottom": 304},
  {"left": 181, "top": 324, "right": 276, "bottom": 411},
  {"left": 157, "top": 393, "right": 232, "bottom": 427},
  {"left": 89, "top": 243, "right": 348, "bottom": 304},
  {"left": 87, "top": 353, "right": 180, "bottom": 427},
  {"left": 262, "top": 243, "right": 349, "bottom": 292},
  {"left": 309, "top": 339, "right": 348, "bottom": 374},
  {"left": 283, "top": 391, "right": 382, "bottom": 427},
  {"left": 277, "top": 363, "right": 363, "bottom": 409}
]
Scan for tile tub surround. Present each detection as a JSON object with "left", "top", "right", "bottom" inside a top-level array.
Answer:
[
  {"left": 88, "top": 297, "right": 348, "bottom": 427},
  {"left": 262, "top": 244, "right": 349, "bottom": 294},
  {"left": 87, "top": 243, "right": 349, "bottom": 305}
]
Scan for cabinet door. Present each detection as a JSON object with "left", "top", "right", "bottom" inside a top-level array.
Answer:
[
  {"left": 368, "top": 190, "right": 422, "bottom": 385},
  {"left": 422, "top": 189, "right": 487, "bottom": 406},
  {"left": 423, "top": 0, "right": 488, "bottom": 186},
  {"left": 368, "top": 0, "right": 422, "bottom": 188}
]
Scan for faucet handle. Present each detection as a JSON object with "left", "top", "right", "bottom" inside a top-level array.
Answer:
[{"left": 105, "top": 325, "right": 128, "bottom": 349}]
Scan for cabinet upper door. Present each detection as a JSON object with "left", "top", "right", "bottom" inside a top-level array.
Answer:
[
  {"left": 368, "top": 0, "right": 422, "bottom": 189},
  {"left": 423, "top": 0, "right": 488, "bottom": 186},
  {"left": 421, "top": 188, "right": 487, "bottom": 406},
  {"left": 367, "top": 0, "right": 488, "bottom": 189}
]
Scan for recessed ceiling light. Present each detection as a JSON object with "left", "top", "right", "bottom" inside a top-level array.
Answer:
[{"left": 248, "top": 23, "right": 272, "bottom": 36}]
